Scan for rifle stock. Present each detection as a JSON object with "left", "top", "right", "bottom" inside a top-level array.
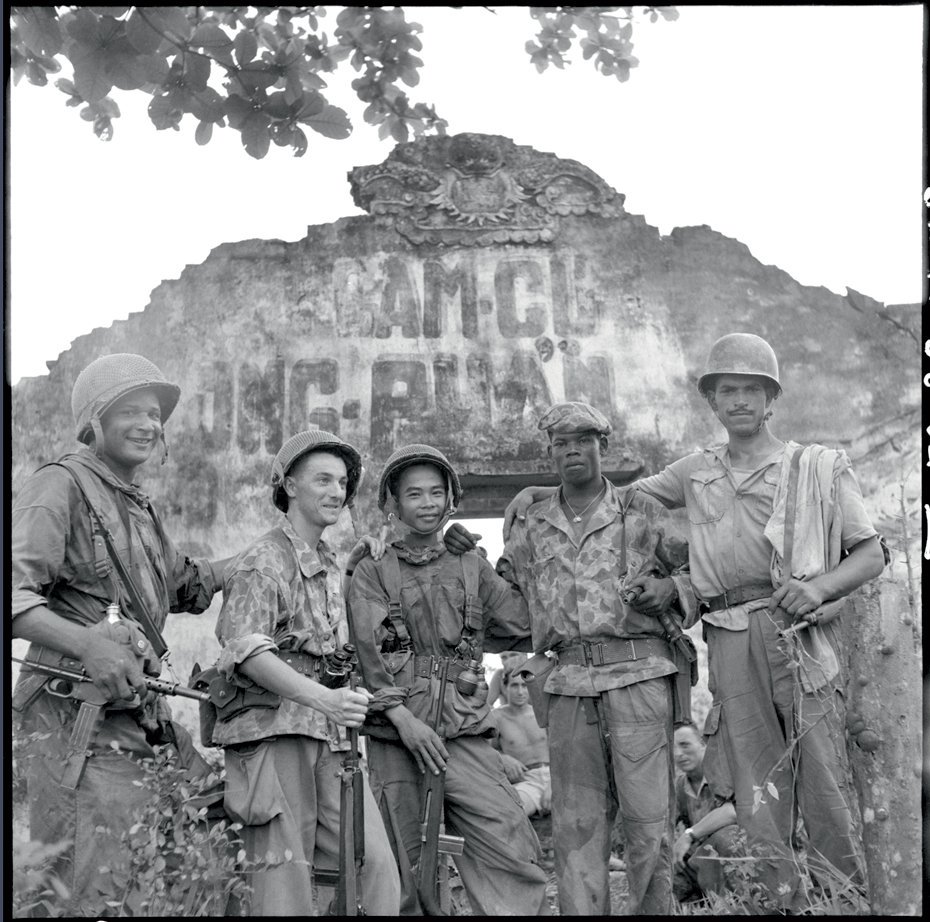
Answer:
[
  {"left": 415, "top": 656, "right": 464, "bottom": 915},
  {"left": 335, "top": 654, "right": 365, "bottom": 915}
]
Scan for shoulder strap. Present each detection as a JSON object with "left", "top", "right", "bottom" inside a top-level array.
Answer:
[
  {"left": 381, "top": 547, "right": 413, "bottom": 650},
  {"left": 461, "top": 552, "right": 482, "bottom": 632},
  {"left": 782, "top": 447, "right": 804, "bottom": 578},
  {"left": 51, "top": 460, "right": 170, "bottom": 660}
]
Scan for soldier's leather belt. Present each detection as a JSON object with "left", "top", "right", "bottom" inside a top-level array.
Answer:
[
  {"left": 523, "top": 761, "right": 549, "bottom": 771},
  {"left": 555, "top": 637, "right": 671, "bottom": 667},
  {"left": 699, "top": 582, "right": 774, "bottom": 614},
  {"left": 412, "top": 654, "right": 468, "bottom": 682},
  {"left": 275, "top": 649, "right": 323, "bottom": 677}
]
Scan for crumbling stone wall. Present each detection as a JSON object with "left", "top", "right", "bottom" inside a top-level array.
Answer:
[
  {"left": 12, "top": 134, "right": 918, "bottom": 553},
  {"left": 11, "top": 134, "right": 920, "bottom": 911}
]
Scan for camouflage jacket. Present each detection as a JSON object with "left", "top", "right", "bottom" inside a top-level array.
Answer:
[
  {"left": 499, "top": 477, "right": 695, "bottom": 696},
  {"left": 347, "top": 542, "right": 532, "bottom": 739},
  {"left": 214, "top": 519, "right": 347, "bottom": 749}
]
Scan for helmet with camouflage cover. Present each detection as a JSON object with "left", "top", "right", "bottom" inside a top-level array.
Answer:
[
  {"left": 377, "top": 444, "right": 462, "bottom": 513},
  {"left": 698, "top": 333, "right": 781, "bottom": 398},
  {"left": 270, "top": 429, "right": 362, "bottom": 512},
  {"left": 71, "top": 353, "right": 181, "bottom": 452}
]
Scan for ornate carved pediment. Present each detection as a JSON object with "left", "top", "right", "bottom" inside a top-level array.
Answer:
[{"left": 349, "top": 133, "right": 625, "bottom": 246}]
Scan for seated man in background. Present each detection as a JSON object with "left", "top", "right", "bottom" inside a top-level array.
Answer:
[
  {"left": 490, "top": 660, "right": 551, "bottom": 818},
  {"left": 672, "top": 722, "right": 739, "bottom": 904}
]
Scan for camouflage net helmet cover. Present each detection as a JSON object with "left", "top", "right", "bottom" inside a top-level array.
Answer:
[
  {"left": 377, "top": 444, "right": 463, "bottom": 511},
  {"left": 271, "top": 429, "right": 363, "bottom": 512},
  {"left": 71, "top": 353, "right": 181, "bottom": 443},
  {"left": 698, "top": 333, "right": 781, "bottom": 397}
]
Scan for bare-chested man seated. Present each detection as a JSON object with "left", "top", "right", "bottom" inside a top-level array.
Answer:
[{"left": 490, "top": 660, "right": 551, "bottom": 818}]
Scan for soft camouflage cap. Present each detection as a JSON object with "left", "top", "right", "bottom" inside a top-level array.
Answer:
[
  {"left": 72, "top": 353, "right": 181, "bottom": 444},
  {"left": 377, "top": 443, "right": 462, "bottom": 511},
  {"left": 537, "top": 401, "right": 612, "bottom": 437},
  {"left": 271, "top": 429, "right": 363, "bottom": 512},
  {"left": 698, "top": 333, "right": 781, "bottom": 397}
]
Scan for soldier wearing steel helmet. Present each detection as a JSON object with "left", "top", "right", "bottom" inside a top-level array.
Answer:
[
  {"left": 11, "top": 353, "right": 233, "bottom": 915},
  {"left": 214, "top": 429, "right": 400, "bottom": 916},
  {"left": 345, "top": 444, "right": 549, "bottom": 915},
  {"left": 501, "top": 334, "right": 885, "bottom": 910}
]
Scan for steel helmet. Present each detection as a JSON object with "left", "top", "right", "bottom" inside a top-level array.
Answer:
[
  {"left": 377, "top": 444, "right": 462, "bottom": 512},
  {"left": 697, "top": 333, "right": 781, "bottom": 397},
  {"left": 271, "top": 429, "right": 362, "bottom": 512},
  {"left": 72, "top": 353, "right": 181, "bottom": 445}
]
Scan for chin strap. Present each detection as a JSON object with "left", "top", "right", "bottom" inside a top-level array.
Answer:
[
  {"left": 382, "top": 471, "right": 458, "bottom": 538},
  {"left": 88, "top": 414, "right": 169, "bottom": 465}
]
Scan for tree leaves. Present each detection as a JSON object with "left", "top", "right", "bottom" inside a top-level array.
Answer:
[
  {"left": 234, "top": 30, "right": 258, "bottom": 66},
  {"left": 526, "top": 6, "right": 663, "bottom": 82},
  {"left": 12, "top": 7, "right": 63, "bottom": 57},
  {"left": 304, "top": 104, "right": 351, "bottom": 139},
  {"left": 9, "top": 5, "right": 678, "bottom": 159}
]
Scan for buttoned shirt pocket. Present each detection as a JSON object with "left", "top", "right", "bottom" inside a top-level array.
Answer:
[{"left": 687, "top": 469, "right": 728, "bottom": 524}]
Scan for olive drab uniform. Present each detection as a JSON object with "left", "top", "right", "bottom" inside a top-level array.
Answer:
[
  {"left": 499, "top": 480, "right": 697, "bottom": 915},
  {"left": 11, "top": 448, "right": 220, "bottom": 915},
  {"left": 633, "top": 440, "right": 875, "bottom": 906},
  {"left": 347, "top": 543, "right": 550, "bottom": 916}
]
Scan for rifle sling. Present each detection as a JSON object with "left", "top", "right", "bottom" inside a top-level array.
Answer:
[
  {"left": 782, "top": 448, "right": 803, "bottom": 581},
  {"left": 53, "top": 460, "right": 170, "bottom": 660}
]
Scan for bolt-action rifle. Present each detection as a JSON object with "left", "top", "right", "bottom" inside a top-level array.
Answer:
[
  {"left": 415, "top": 657, "right": 465, "bottom": 915},
  {"left": 334, "top": 644, "right": 366, "bottom": 916}
]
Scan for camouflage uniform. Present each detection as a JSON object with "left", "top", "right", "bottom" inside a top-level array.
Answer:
[
  {"left": 12, "top": 447, "right": 219, "bottom": 915},
  {"left": 215, "top": 519, "right": 399, "bottom": 916},
  {"left": 501, "top": 476, "right": 694, "bottom": 915},
  {"left": 634, "top": 441, "right": 876, "bottom": 905},
  {"left": 347, "top": 542, "right": 550, "bottom": 916}
]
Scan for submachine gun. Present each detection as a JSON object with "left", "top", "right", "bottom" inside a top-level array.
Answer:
[
  {"left": 12, "top": 651, "right": 211, "bottom": 703},
  {"left": 415, "top": 656, "right": 465, "bottom": 916}
]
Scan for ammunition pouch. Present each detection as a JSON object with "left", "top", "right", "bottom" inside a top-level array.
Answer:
[
  {"left": 520, "top": 653, "right": 557, "bottom": 730},
  {"left": 191, "top": 650, "right": 325, "bottom": 747},
  {"left": 670, "top": 635, "right": 699, "bottom": 727}
]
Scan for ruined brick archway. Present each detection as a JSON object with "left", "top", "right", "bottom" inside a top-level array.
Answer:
[{"left": 11, "top": 132, "right": 921, "bottom": 912}]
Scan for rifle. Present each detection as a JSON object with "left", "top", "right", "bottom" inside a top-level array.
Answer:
[
  {"left": 415, "top": 657, "right": 465, "bottom": 916},
  {"left": 621, "top": 582, "right": 698, "bottom": 724},
  {"left": 12, "top": 654, "right": 211, "bottom": 702},
  {"left": 334, "top": 644, "right": 366, "bottom": 916}
]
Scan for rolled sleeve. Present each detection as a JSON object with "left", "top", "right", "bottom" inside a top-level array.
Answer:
[
  {"left": 670, "top": 572, "right": 701, "bottom": 630},
  {"left": 168, "top": 548, "right": 220, "bottom": 614},
  {"left": 216, "top": 568, "right": 283, "bottom": 678},
  {"left": 479, "top": 560, "right": 533, "bottom": 654},
  {"left": 836, "top": 468, "right": 878, "bottom": 550}
]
